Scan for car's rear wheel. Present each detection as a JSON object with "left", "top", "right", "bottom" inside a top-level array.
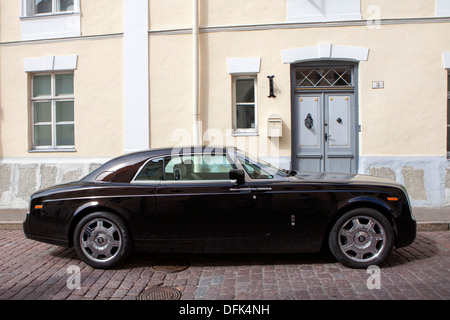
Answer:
[
  {"left": 328, "top": 208, "right": 394, "bottom": 269},
  {"left": 73, "top": 212, "right": 131, "bottom": 269}
]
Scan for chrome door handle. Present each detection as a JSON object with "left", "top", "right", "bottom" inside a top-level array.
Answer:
[{"left": 256, "top": 187, "right": 272, "bottom": 191}]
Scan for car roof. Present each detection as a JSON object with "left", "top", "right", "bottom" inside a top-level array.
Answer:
[{"left": 82, "top": 146, "right": 239, "bottom": 183}]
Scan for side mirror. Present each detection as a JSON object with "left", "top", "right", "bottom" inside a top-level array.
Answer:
[{"left": 229, "top": 169, "right": 245, "bottom": 185}]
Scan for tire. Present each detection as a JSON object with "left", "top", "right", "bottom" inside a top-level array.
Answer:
[
  {"left": 328, "top": 208, "right": 394, "bottom": 269},
  {"left": 73, "top": 212, "right": 132, "bottom": 269}
]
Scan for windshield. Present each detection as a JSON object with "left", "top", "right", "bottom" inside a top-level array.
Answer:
[{"left": 235, "top": 150, "right": 291, "bottom": 179}]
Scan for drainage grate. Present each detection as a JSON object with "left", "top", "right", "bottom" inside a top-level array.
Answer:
[
  {"left": 137, "top": 287, "right": 182, "bottom": 301},
  {"left": 151, "top": 256, "right": 190, "bottom": 273}
]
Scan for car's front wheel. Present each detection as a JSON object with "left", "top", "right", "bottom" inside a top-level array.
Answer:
[
  {"left": 73, "top": 212, "right": 131, "bottom": 269},
  {"left": 328, "top": 208, "right": 394, "bottom": 269}
]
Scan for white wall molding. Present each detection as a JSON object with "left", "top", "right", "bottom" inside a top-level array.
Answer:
[
  {"left": 24, "top": 55, "right": 78, "bottom": 72},
  {"left": 443, "top": 52, "right": 450, "bottom": 69},
  {"left": 282, "top": 43, "right": 369, "bottom": 64},
  {"left": 123, "top": 0, "right": 150, "bottom": 153},
  {"left": 20, "top": 13, "right": 81, "bottom": 41},
  {"left": 436, "top": 0, "right": 450, "bottom": 17},
  {"left": 227, "top": 57, "right": 261, "bottom": 74}
]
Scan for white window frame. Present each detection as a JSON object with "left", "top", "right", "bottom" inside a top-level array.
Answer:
[
  {"left": 30, "top": 72, "right": 75, "bottom": 151},
  {"left": 21, "top": 0, "right": 80, "bottom": 17},
  {"left": 232, "top": 76, "right": 258, "bottom": 136}
]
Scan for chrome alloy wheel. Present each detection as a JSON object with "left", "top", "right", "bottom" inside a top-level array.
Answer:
[
  {"left": 79, "top": 218, "right": 123, "bottom": 263},
  {"left": 338, "top": 215, "right": 386, "bottom": 263}
]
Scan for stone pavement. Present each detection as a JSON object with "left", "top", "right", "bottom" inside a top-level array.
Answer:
[
  {"left": 0, "top": 230, "right": 449, "bottom": 301},
  {"left": 1, "top": 207, "right": 449, "bottom": 231}
]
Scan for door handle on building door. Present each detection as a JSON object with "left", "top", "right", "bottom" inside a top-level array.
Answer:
[{"left": 325, "top": 133, "right": 331, "bottom": 141}]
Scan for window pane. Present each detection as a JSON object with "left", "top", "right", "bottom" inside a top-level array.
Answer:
[
  {"left": 34, "top": 0, "right": 52, "bottom": 14},
  {"left": 236, "top": 104, "right": 255, "bottom": 129},
  {"left": 33, "top": 75, "right": 51, "bottom": 97},
  {"left": 56, "top": 101, "right": 74, "bottom": 122},
  {"left": 34, "top": 102, "right": 51, "bottom": 123},
  {"left": 55, "top": 74, "right": 74, "bottom": 96},
  {"left": 56, "top": 124, "right": 74, "bottom": 146},
  {"left": 237, "top": 155, "right": 273, "bottom": 179},
  {"left": 34, "top": 125, "right": 52, "bottom": 146},
  {"left": 135, "top": 158, "right": 164, "bottom": 181},
  {"left": 165, "top": 155, "right": 234, "bottom": 181},
  {"left": 236, "top": 79, "right": 255, "bottom": 103},
  {"left": 57, "top": 0, "right": 74, "bottom": 12},
  {"left": 448, "top": 126, "right": 450, "bottom": 153}
]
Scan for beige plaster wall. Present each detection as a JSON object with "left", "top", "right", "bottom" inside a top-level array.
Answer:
[{"left": 0, "top": 37, "right": 123, "bottom": 158}]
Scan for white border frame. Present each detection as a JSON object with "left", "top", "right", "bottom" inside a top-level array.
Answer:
[
  {"left": 30, "top": 72, "right": 75, "bottom": 151},
  {"left": 232, "top": 76, "right": 258, "bottom": 136}
]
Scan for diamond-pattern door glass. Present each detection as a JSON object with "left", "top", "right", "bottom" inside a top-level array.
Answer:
[{"left": 295, "top": 67, "right": 353, "bottom": 88}]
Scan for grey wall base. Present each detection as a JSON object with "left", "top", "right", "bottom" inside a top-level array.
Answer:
[{"left": 0, "top": 159, "right": 108, "bottom": 209}]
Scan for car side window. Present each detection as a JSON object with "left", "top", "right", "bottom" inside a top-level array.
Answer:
[
  {"left": 134, "top": 158, "right": 164, "bottom": 181},
  {"left": 165, "top": 154, "right": 236, "bottom": 181},
  {"left": 237, "top": 156, "right": 273, "bottom": 179}
]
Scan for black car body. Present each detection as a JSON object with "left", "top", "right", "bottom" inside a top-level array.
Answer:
[{"left": 23, "top": 146, "right": 416, "bottom": 268}]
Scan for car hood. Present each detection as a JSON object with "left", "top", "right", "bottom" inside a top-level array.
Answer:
[{"left": 288, "top": 171, "right": 402, "bottom": 187}]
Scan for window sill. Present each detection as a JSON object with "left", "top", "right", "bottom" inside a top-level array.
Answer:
[
  {"left": 28, "top": 148, "right": 77, "bottom": 153},
  {"left": 20, "top": 11, "right": 79, "bottom": 20},
  {"left": 232, "top": 131, "right": 259, "bottom": 137}
]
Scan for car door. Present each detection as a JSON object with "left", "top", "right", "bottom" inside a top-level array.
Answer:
[{"left": 153, "top": 153, "right": 270, "bottom": 240}]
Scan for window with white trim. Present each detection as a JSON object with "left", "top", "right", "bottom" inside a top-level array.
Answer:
[
  {"left": 31, "top": 73, "right": 75, "bottom": 150},
  {"left": 23, "top": 0, "right": 77, "bottom": 16},
  {"left": 233, "top": 76, "right": 257, "bottom": 134}
]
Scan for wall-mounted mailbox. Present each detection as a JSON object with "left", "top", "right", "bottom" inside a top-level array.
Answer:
[{"left": 268, "top": 114, "right": 282, "bottom": 138}]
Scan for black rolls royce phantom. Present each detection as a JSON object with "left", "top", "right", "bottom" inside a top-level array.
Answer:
[{"left": 23, "top": 146, "right": 416, "bottom": 269}]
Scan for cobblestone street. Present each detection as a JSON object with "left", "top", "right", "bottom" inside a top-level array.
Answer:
[{"left": 0, "top": 230, "right": 449, "bottom": 300}]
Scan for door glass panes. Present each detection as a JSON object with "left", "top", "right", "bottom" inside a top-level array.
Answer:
[
  {"left": 55, "top": 74, "right": 74, "bottom": 96},
  {"left": 295, "top": 67, "right": 353, "bottom": 88},
  {"left": 33, "top": 75, "right": 51, "bottom": 97}
]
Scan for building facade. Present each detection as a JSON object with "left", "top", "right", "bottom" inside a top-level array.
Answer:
[{"left": 1, "top": 0, "right": 450, "bottom": 209}]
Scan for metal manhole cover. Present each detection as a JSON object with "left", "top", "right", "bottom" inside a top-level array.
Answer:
[
  {"left": 137, "top": 287, "right": 182, "bottom": 300},
  {"left": 151, "top": 256, "right": 190, "bottom": 273}
]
